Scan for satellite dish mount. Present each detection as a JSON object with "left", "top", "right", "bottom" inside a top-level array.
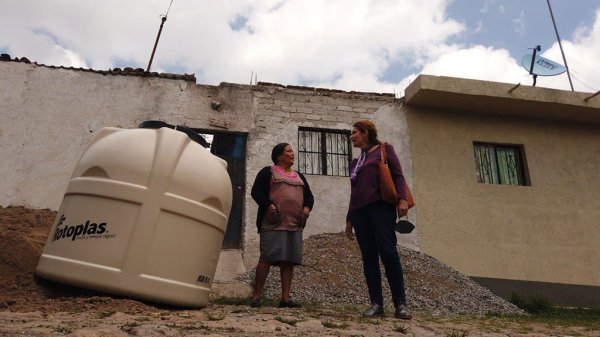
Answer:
[{"left": 528, "top": 45, "right": 541, "bottom": 86}]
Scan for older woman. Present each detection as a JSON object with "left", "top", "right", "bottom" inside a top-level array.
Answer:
[
  {"left": 345, "top": 120, "right": 412, "bottom": 320},
  {"left": 249, "top": 143, "right": 314, "bottom": 308}
]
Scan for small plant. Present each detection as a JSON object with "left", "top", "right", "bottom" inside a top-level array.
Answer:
[
  {"left": 205, "top": 310, "right": 226, "bottom": 321},
  {"left": 96, "top": 310, "right": 116, "bottom": 319},
  {"left": 135, "top": 316, "right": 151, "bottom": 322},
  {"left": 394, "top": 323, "right": 409, "bottom": 334},
  {"left": 120, "top": 322, "right": 140, "bottom": 333},
  {"left": 509, "top": 292, "right": 553, "bottom": 314},
  {"left": 275, "top": 315, "right": 299, "bottom": 326},
  {"left": 166, "top": 323, "right": 210, "bottom": 332},
  {"left": 356, "top": 316, "right": 381, "bottom": 325},
  {"left": 212, "top": 296, "right": 252, "bottom": 306},
  {"left": 52, "top": 325, "right": 74, "bottom": 334},
  {"left": 446, "top": 328, "right": 470, "bottom": 337},
  {"left": 322, "top": 320, "right": 349, "bottom": 329}
]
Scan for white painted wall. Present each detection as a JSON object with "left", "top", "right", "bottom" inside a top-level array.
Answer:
[{"left": 1, "top": 60, "right": 416, "bottom": 276}]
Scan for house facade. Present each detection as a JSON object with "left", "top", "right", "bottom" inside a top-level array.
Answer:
[
  {"left": 1, "top": 56, "right": 599, "bottom": 306},
  {"left": 404, "top": 75, "right": 600, "bottom": 307}
]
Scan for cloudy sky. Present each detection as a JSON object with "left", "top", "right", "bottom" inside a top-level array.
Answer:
[{"left": 1, "top": 0, "right": 599, "bottom": 95}]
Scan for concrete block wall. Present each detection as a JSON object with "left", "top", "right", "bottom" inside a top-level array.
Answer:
[{"left": 241, "top": 83, "right": 417, "bottom": 269}]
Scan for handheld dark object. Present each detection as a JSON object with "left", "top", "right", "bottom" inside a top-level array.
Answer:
[{"left": 395, "top": 220, "right": 415, "bottom": 234}]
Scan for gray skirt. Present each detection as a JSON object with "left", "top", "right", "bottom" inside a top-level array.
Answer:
[{"left": 259, "top": 230, "right": 303, "bottom": 265}]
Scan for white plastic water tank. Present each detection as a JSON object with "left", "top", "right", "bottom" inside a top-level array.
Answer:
[{"left": 36, "top": 122, "right": 232, "bottom": 307}]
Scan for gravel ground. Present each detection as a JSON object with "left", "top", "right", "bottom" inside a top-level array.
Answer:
[
  {"left": 5, "top": 206, "right": 600, "bottom": 336},
  {"left": 239, "top": 232, "right": 524, "bottom": 316}
]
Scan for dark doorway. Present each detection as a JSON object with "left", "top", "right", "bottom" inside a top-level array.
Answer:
[{"left": 194, "top": 129, "right": 247, "bottom": 249}]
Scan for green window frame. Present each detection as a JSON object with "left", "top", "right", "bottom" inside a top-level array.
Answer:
[{"left": 473, "top": 142, "right": 529, "bottom": 186}]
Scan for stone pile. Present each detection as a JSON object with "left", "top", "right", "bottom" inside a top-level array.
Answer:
[{"left": 239, "top": 232, "right": 523, "bottom": 316}]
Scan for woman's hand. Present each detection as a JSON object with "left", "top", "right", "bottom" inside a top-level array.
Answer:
[
  {"left": 397, "top": 199, "right": 409, "bottom": 217},
  {"left": 345, "top": 220, "right": 355, "bottom": 240},
  {"left": 265, "top": 203, "right": 279, "bottom": 224},
  {"left": 303, "top": 207, "right": 311, "bottom": 218}
]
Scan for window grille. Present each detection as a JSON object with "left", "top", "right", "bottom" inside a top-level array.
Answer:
[
  {"left": 298, "top": 127, "right": 351, "bottom": 176},
  {"left": 473, "top": 142, "right": 528, "bottom": 186}
]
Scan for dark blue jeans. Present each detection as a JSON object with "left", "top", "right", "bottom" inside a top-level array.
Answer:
[{"left": 350, "top": 201, "right": 407, "bottom": 307}]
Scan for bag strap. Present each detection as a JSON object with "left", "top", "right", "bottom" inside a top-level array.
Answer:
[{"left": 380, "top": 142, "right": 387, "bottom": 164}]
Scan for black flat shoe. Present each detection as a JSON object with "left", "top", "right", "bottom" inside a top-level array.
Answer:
[
  {"left": 394, "top": 304, "right": 412, "bottom": 320},
  {"left": 279, "top": 300, "right": 301, "bottom": 308},
  {"left": 249, "top": 297, "right": 261, "bottom": 308},
  {"left": 362, "top": 304, "right": 384, "bottom": 317}
]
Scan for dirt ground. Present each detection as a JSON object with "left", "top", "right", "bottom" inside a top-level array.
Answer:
[{"left": 1, "top": 205, "right": 598, "bottom": 336}]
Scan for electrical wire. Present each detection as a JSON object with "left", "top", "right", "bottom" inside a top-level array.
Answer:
[
  {"left": 164, "top": 0, "right": 174, "bottom": 18},
  {"left": 568, "top": 68, "right": 600, "bottom": 92}
]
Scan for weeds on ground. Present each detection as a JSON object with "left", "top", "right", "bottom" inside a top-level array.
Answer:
[
  {"left": 96, "top": 310, "right": 116, "bottom": 319},
  {"left": 205, "top": 310, "right": 227, "bottom": 321},
  {"left": 509, "top": 293, "right": 600, "bottom": 328},
  {"left": 135, "top": 315, "right": 151, "bottom": 322},
  {"left": 470, "top": 293, "right": 600, "bottom": 331},
  {"left": 355, "top": 316, "right": 382, "bottom": 325},
  {"left": 120, "top": 322, "right": 140, "bottom": 333},
  {"left": 275, "top": 315, "right": 300, "bottom": 326},
  {"left": 52, "top": 325, "right": 74, "bottom": 334},
  {"left": 394, "top": 323, "right": 410, "bottom": 334},
  {"left": 322, "top": 320, "right": 349, "bottom": 329},
  {"left": 165, "top": 323, "right": 210, "bottom": 332},
  {"left": 211, "top": 296, "right": 249, "bottom": 306},
  {"left": 446, "top": 328, "right": 470, "bottom": 337},
  {"left": 510, "top": 292, "right": 553, "bottom": 314}
]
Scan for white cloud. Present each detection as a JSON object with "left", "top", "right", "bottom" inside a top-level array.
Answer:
[
  {"left": 481, "top": 0, "right": 495, "bottom": 14},
  {"left": 513, "top": 10, "right": 525, "bottom": 35},
  {"left": 0, "top": 0, "right": 463, "bottom": 90},
  {"left": 420, "top": 45, "right": 525, "bottom": 84},
  {"left": 537, "top": 9, "right": 600, "bottom": 92},
  {"left": 0, "top": 1, "right": 598, "bottom": 95},
  {"left": 474, "top": 21, "right": 483, "bottom": 33}
]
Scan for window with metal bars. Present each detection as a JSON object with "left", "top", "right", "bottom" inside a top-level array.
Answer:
[
  {"left": 473, "top": 142, "right": 529, "bottom": 186},
  {"left": 297, "top": 127, "right": 352, "bottom": 176}
]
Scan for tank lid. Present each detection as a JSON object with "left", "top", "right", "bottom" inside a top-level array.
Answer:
[{"left": 138, "top": 120, "right": 208, "bottom": 148}]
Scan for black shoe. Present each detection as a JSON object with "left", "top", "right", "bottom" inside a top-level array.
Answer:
[
  {"left": 249, "top": 297, "right": 261, "bottom": 308},
  {"left": 279, "top": 300, "right": 301, "bottom": 308},
  {"left": 394, "top": 304, "right": 412, "bottom": 320},
  {"left": 362, "top": 304, "right": 384, "bottom": 317}
]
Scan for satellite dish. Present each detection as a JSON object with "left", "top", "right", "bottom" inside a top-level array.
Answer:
[{"left": 521, "top": 54, "right": 567, "bottom": 76}]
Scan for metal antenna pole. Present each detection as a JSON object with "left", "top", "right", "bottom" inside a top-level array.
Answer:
[
  {"left": 546, "top": 0, "right": 574, "bottom": 91},
  {"left": 146, "top": 0, "right": 174, "bottom": 72},
  {"left": 146, "top": 15, "right": 167, "bottom": 72}
]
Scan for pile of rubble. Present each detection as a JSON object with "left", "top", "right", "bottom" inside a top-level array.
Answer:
[{"left": 240, "top": 232, "right": 523, "bottom": 316}]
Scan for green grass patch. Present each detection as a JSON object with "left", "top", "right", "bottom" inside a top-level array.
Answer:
[
  {"left": 507, "top": 292, "right": 600, "bottom": 329},
  {"left": 510, "top": 292, "right": 553, "bottom": 314}
]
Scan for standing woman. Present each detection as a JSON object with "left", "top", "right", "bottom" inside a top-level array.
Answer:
[
  {"left": 345, "top": 120, "right": 412, "bottom": 320},
  {"left": 249, "top": 143, "right": 314, "bottom": 308}
]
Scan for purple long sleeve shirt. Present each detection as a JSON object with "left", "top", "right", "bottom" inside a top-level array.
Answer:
[{"left": 346, "top": 143, "right": 407, "bottom": 220}]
